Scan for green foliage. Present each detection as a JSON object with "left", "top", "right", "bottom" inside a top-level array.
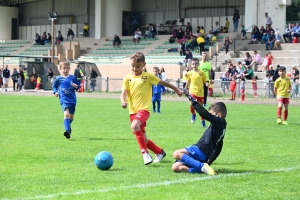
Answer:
[
  {"left": 286, "top": 0, "right": 300, "bottom": 21},
  {"left": 1, "top": 95, "right": 300, "bottom": 199}
]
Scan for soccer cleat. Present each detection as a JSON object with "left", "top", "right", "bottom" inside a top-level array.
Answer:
[
  {"left": 191, "top": 115, "right": 196, "bottom": 123},
  {"left": 153, "top": 109, "right": 156, "bottom": 113},
  {"left": 157, "top": 111, "right": 161, "bottom": 114},
  {"left": 153, "top": 149, "right": 166, "bottom": 163},
  {"left": 201, "top": 120, "right": 206, "bottom": 128},
  {"left": 277, "top": 118, "right": 282, "bottom": 124},
  {"left": 282, "top": 121, "right": 288, "bottom": 125},
  {"left": 143, "top": 153, "right": 153, "bottom": 165},
  {"left": 64, "top": 131, "right": 70, "bottom": 139},
  {"left": 203, "top": 104, "right": 207, "bottom": 107},
  {"left": 201, "top": 163, "right": 216, "bottom": 175}
]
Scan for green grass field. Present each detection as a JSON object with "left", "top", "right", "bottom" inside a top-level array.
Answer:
[{"left": 1, "top": 94, "right": 300, "bottom": 200}]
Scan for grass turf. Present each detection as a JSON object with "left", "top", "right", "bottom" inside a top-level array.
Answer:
[{"left": 0, "top": 94, "right": 300, "bottom": 199}]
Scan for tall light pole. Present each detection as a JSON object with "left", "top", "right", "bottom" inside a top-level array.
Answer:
[{"left": 48, "top": 12, "right": 58, "bottom": 63}]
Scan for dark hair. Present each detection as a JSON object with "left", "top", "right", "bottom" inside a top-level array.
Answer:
[
  {"left": 278, "top": 66, "right": 286, "bottom": 71},
  {"left": 191, "top": 58, "right": 199, "bottom": 62},
  {"left": 209, "top": 102, "right": 227, "bottom": 118}
]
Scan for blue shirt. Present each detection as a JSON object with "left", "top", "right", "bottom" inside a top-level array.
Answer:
[
  {"left": 52, "top": 75, "right": 80, "bottom": 105},
  {"left": 152, "top": 75, "right": 166, "bottom": 94},
  {"left": 293, "top": 26, "right": 300, "bottom": 33}
]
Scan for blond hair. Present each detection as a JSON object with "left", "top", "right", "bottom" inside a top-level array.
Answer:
[
  {"left": 130, "top": 52, "right": 145, "bottom": 63},
  {"left": 59, "top": 60, "right": 70, "bottom": 69}
]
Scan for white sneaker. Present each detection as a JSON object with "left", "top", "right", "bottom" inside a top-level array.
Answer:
[
  {"left": 258, "top": 42, "right": 261, "bottom": 45},
  {"left": 201, "top": 163, "right": 216, "bottom": 175},
  {"left": 143, "top": 153, "right": 153, "bottom": 165},
  {"left": 153, "top": 149, "right": 166, "bottom": 163}
]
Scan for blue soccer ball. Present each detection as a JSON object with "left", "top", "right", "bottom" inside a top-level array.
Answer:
[{"left": 94, "top": 151, "right": 114, "bottom": 170}]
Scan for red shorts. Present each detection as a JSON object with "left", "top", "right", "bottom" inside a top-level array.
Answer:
[
  {"left": 241, "top": 89, "right": 245, "bottom": 93},
  {"left": 191, "top": 94, "right": 204, "bottom": 104},
  {"left": 277, "top": 97, "right": 289, "bottom": 104},
  {"left": 130, "top": 110, "right": 150, "bottom": 133}
]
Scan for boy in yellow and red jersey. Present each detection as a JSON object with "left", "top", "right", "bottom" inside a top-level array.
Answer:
[
  {"left": 120, "top": 52, "right": 182, "bottom": 165},
  {"left": 274, "top": 66, "right": 292, "bottom": 125},
  {"left": 185, "top": 58, "right": 207, "bottom": 127}
]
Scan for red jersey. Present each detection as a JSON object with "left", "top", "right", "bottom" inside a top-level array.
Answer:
[
  {"left": 267, "top": 55, "right": 273, "bottom": 65},
  {"left": 230, "top": 80, "right": 237, "bottom": 91}
]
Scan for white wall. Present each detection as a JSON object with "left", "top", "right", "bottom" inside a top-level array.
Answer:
[{"left": 0, "top": 6, "right": 19, "bottom": 40}]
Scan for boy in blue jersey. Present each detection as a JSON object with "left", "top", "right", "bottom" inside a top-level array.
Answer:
[
  {"left": 172, "top": 90, "right": 227, "bottom": 175},
  {"left": 152, "top": 66, "right": 166, "bottom": 113},
  {"left": 52, "top": 61, "right": 81, "bottom": 139}
]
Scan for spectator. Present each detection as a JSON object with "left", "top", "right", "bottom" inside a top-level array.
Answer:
[
  {"left": 47, "top": 68, "right": 54, "bottom": 83},
  {"left": 241, "top": 25, "right": 247, "bottom": 39},
  {"left": 182, "top": 66, "right": 189, "bottom": 88},
  {"left": 196, "top": 36, "right": 205, "bottom": 55},
  {"left": 18, "top": 68, "right": 25, "bottom": 91},
  {"left": 250, "top": 26, "right": 259, "bottom": 43},
  {"left": 212, "top": 21, "right": 220, "bottom": 35},
  {"left": 44, "top": 33, "right": 52, "bottom": 45},
  {"left": 244, "top": 52, "right": 252, "bottom": 65},
  {"left": 262, "top": 25, "right": 274, "bottom": 43},
  {"left": 258, "top": 54, "right": 269, "bottom": 72},
  {"left": 183, "top": 49, "right": 193, "bottom": 67},
  {"left": 40, "top": 32, "right": 47, "bottom": 44},
  {"left": 34, "top": 33, "right": 41, "bottom": 45},
  {"left": 55, "top": 31, "right": 63, "bottom": 45},
  {"left": 186, "top": 22, "right": 192, "bottom": 32},
  {"left": 233, "top": 9, "right": 240, "bottom": 32},
  {"left": 225, "top": 18, "right": 230, "bottom": 31},
  {"left": 35, "top": 74, "right": 41, "bottom": 90},
  {"left": 160, "top": 67, "right": 167, "bottom": 81},
  {"left": 179, "top": 40, "right": 186, "bottom": 56},
  {"left": 89, "top": 67, "right": 98, "bottom": 92},
  {"left": 205, "top": 30, "right": 213, "bottom": 46},
  {"left": 243, "top": 66, "right": 254, "bottom": 80},
  {"left": 283, "top": 23, "right": 293, "bottom": 43},
  {"left": 113, "top": 34, "right": 121, "bottom": 48},
  {"left": 132, "top": 28, "right": 141, "bottom": 43},
  {"left": 257, "top": 25, "right": 266, "bottom": 44},
  {"left": 11, "top": 68, "right": 18, "bottom": 91},
  {"left": 196, "top": 26, "right": 201, "bottom": 33},
  {"left": 292, "top": 65, "right": 299, "bottom": 82},
  {"left": 185, "top": 28, "right": 192, "bottom": 40},
  {"left": 0, "top": 69, "right": 2, "bottom": 89},
  {"left": 189, "top": 35, "right": 198, "bottom": 51},
  {"left": 267, "top": 65, "right": 275, "bottom": 77},
  {"left": 17, "top": 74, "right": 22, "bottom": 91},
  {"left": 272, "top": 64, "right": 281, "bottom": 82},
  {"left": 83, "top": 22, "right": 89, "bottom": 37},
  {"left": 249, "top": 50, "right": 262, "bottom": 72},
  {"left": 274, "top": 31, "right": 282, "bottom": 50},
  {"left": 265, "top": 12, "right": 273, "bottom": 27},
  {"left": 291, "top": 22, "right": 300, "bottom": 41},
  {"left": 266, "top": 31, "right": 276, "bottom": 50},
  {"left": 67, "top": 28, "right": 75, "bottom": 40},
  {"left": 223, "top": 37, "right": 232, "bottom": 56},
  {"left": 251, "top": 76, "right": 258, "bottom": 98},
  {"left": 176, "top": 27, "right": 185, "bottom": 43},
  {"left": 149, "top": 24, "right": 156, "bottom": 38},
  {"left": 2, "top": 65, "right": 10, "bottom": 92},
  {"left": 74, "top": 65, "right": 83, "bottom": 83}
]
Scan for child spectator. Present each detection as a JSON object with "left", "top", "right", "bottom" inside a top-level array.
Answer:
[
  {"left": 113, "top": 34, "right": 121, "bottom": 48},
  {"left": 172, "top": 94, "right": 227, "bottom": 175},
  {"left": 208, "top": 80, "right": 214, "bottom": 97},
  {"left": 211, "top": 34, "right": 217, "bottom": 46},
  {"left": 35, "top": 74, "right": 41, "bottom": 90},
  {"left": 179, "top": 40, "right": 186, "bottom": 56},
  {"left": 120, "top": 52, "right": 182, "bottom": 165},
  {"left": 240, "top": 77, "right": 246, "bottom": 101},
  {"left": 241, "top": 25, "right": 247, "bottom": 39},
  {"left": 266, "top": 52, "right": 274, "bottom": 72},
  {"left": 274, "top": 31, "right": 282, "bottom": 50},
  {"left": 132, "top": 28, "right": 141, "bottom": 43},
  {"left": 263, "top": 73, "right": 271, "bottom": 97},
  {"left": 292, "top": 79, "right": 299, "bottom": 99},
  {"left": 258, "top": 54, "right": 269, "bottom": 72},
  {"left": 274, "top": 66, "right": 291, "bottom": 124},
  {"left": 152, "top": 67, "right": 166, "bottom": 113},
  {"left": 30, "top": 74, "right": 37, "bottom": 84},
  {"left": 52, "top": 61, "right": 81, "bottom": 139},
  {"left": 17, "top": 74, "right": 22, "bottom": 91},
  {"left": 229, "top": 76, "right": 237, "bottom": 100},
  {"left": 223, "top": 37, "right": 231, "bottom": 55},
  {"left": 224, "top": 18, "right": 230, "bottom": 32},
  {"left": 251, "top": 76, "right": 258, "bottom": 98},
  {"left": 220, "top": 68, "right": 230, "bottom": 93}
]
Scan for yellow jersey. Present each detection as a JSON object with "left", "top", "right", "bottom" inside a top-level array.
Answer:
[
  {"left": 37, "top": 77, "right": 41, "bottom": 84},
  {"left": 187, "top": 70, "right": 207, "bottom": 97},
  {"left": 122, "top": 72, "right": 160, "bottom": 114},
  {"left": 197, "top": 36, "right": 205, "bottom": 44},
  {"left": 225, "top": 20, "right": 230, "bottom": 29},
  {"left": 211, "top": 36, "right": 217, "bottom": 42},
  {"left": 274, "top": 76, "right": 291, "bottom": 98},
  {"left": 83, "top": 25, "right": 89, "bottom": 30}
]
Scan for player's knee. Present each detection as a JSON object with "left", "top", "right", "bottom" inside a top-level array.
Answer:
[
  {"left": 173, "top": 150, "right": 180, "bottom": 159},
  {"left": 172, "top": 162, "right": 181, "bottom": 172}
]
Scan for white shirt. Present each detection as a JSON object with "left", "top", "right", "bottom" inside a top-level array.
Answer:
[
  {"left": 266, "top": 16, "right": 272, "bottom": 25},
  {"left": 161, "top": 72, "right": 167, "bottom": 81},
  {"left": 134, "top": 31, "right": 141, "bottom": 39}
]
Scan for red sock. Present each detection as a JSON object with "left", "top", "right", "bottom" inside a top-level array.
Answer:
[
  {"left": 134, "top": 130, "right": 148, "bottom": 154},
  {"left": 242, "top": 93, "right": 245, "bottom": 100},
  {"left": 146, "top": 139, "right": 162, "bottom": 154},
  {"left": 277, "top": 107, "right": 282, "bottom": 118},
  {"left": 190, "top": 106, "right": 195, "bottom": 114},
  {"left": 284, "top": 110, "right": 288, "bottom": 121}
]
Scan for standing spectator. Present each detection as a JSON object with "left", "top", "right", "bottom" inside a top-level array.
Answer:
[
  {"left": 35, "top": 74, "right": 41, "bottom": 90},
  {"left": 274, "top": 67, "right": 291, "bottom": 125},
  {"left": 183, "top": 49, "right": 193, "bottom": 67},
  {"left": 292, "top": 65, "right": 299, "bottom": 82},
  {"left": 2, "top": 65, "right": 10, "bottom": 92},
  {"left": 83, "top": 22, "right": 89, "bottom": 37},
  {"left": 113, "top": 34, "right": 121, "bottom": 48},
  {"left": 266, "top": 52, "right": 274, "bottom": 72},
  {"left": 225, "top": 18, "right": 230, "bottom": 31},
  {"left": 47, "top": 68, "right": 54, "bottom": 83},
  {"left": 229, "top": 76, "right": 237, "bottom": 100},
  {"left": 185, "top": 58, "right": 207, "bottom": 127},
  {"left": 272, "top": 64, "right": 281, "bottom": 82},
  {"left": 266, "top": 31, "right": 275, "bottom": 50},
  {"left": 55, "top": 31, "right": 63, "bottom": 45},
  {"left": 283, "top": 23, "right": 293, "bottom": 43},
  {"left": 0, "top": 69, "right": 3, "bottom": 89},
  {"left": 52, "top": 61, "right": 81, "bottom": 139},
  {"left": 89, "top": 67, "right": 98, "bottom": 92},
  {"left": 252, "top": 76, "right": 258, "bottom": 97},
  {"left": 18, "top": 68, "right": 25, "bottom": 91},
  {"left": 263, "top": 73, "right": 272, "bottom": 97},
  {"left": 274, "top": 31, "right": 282, "bottom": 50},
  {"left": 152, "top": 66, "right": 166, "bottom": 113},
  {"left": 223, "top": 37, "right": 231, "bottom": 56},
  {"left": 17, "top": 74, "right": 22, "bottom": 91},
  {"left": 199, "top": 53, "right": 212, "bottom": 107},
  {"left": 186, "top": 22, "right": 192, "bottom": 32},
  {"left": 120, "top": 52, "right": 182, "bottom": 165},
  {"left": 244, "top": 52, "right": 252, "bottom": 66},
  {"left": 240, "top": 77, "right": 246, "bottom": 101},
  {"left": 249, "top": 50, "right": 262, "bottom": 72},
  {"left": 132, "top": 28, "right": 141, "bottom": 43},
  {"left": 265, "top": 12, "right": 273, "bottom": 27},
  {"left": 160, "top": 67, "right": 167, "bottom": 81},
  {"left": 74, "top": 65, "right": 83, "bottom": 84},
  {"left": 233, "top": 9, "right": 240, "bottom": 32},
  {"left": 11, "top": 68, "right": 19, "bottom": 91},
  {"left": 67, "top": 28, "right": 75, "bottom": 40},
  {"left": 182, "top": 66, "right": 189, "bottom": 88}
]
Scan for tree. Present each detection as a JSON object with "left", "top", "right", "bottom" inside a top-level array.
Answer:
[{"left": 286, "top": 0, "right": 300, "bottom": 21}]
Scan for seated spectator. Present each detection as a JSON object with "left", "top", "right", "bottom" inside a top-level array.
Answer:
[
  {"left": 34, "top": 33, "right": 41, "bottom": 45},
  {"left": 249, "top": 50, "right": 262, "bottom": 72},
  {"left": 189, "top": 35, "right": 198, "bottom": 51},
  {"left": 244, "top": 52, "right": 252, "bottom": 65},
  {"left": 176, "top": 27, "right": 185, "bottom": 43},
  {"left": 55, "top": 31, "right": 63, "bottom": 45},
  {"left": 113, "top": 34, "right": 121, "bottom": 48},
  {"left": 199, "top": 26, "right": 205, "bottom": 35},
  {"left": 291, "top": 22, "right": 300, "bottom": 41},
  {"left": 212, "top": 21, "right": 220, "bottom": 35},
  {"left": 196, "top": 36, "right": 205, "bottom": 55},
  {"left": 144, "top": 26, "right": 151, "bottom": 39},
  {"left": 266, "top": 31, "right": 275, "bottom": 50},
  {"left": 183, "top": 49, "right": 193, "bottom": 67},
  {"left": 67, "top": 28, "right": 75, "bottom": 40},
  {"left": 225, "top": 18, "right": 230, "bottom": 31},
  {"left": 196, "top": 26, "right": 201, "bottom": 33},
  {"left": 40, "top": 32, "right": 47, "bottom": 44},
  {"left": 205, "top": 30, "right": 213, "bottom": 46},
  {"left": 257, "top": 25, "right": 266, "bottom": 44},
  {"left": 149, "top": 24, "right": 156, "bottom": 38},
  {"left": 274, "top": 31, "right": 282, "bottom": 50},
  {"left": 243, "top": 66, "right": 254, "bottom": 80},
  {"left": 262, "top": 25, "right": 274, "bottom": 43},
  {"left": 185, "top": 28, "right": 192, "bottom": 40},
  {"left": 186, "top": 22, "right": 192, "bottom": 32},
  {"left": 44, "top": 33, "right": 52, "bottom": 45},
  {"left": 83, "top": 22, "right": 89, "bottom": 37},
  {"left": 283, "top": 23, "right": 293, "bottom": 43},
  {"left": 249, "top": 26, "right": 259, "bottom": 43},
  {"left": 258, "top": 54, "right": 269, "bottom": 72},
  {"left": 179, "top": 40, "right": 186, "bottom": 56},
  {"left": 210, "top": 34, "right": 217, "bottom": 46},
  {"left": 132, "top": 28, "right": 141, "bottom": 43}
]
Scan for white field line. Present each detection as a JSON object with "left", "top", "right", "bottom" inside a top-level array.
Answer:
[{"left": 3, "top": 166, "right": 300, "bottom": 200}]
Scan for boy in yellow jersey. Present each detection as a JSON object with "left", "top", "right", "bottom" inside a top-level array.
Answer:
[
  {"left": 120, "top": 52, "right": 183, "bottom": 165},
  {"left": 185, "top": 58, "right": 207, "bottom": 127},
  {"left": 274, "top": 66, "right": 291, "bottom": 125}
]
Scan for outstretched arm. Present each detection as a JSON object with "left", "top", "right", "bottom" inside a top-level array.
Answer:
[{"left": 159, "top": 80, "right": 182, "bottom": 97}]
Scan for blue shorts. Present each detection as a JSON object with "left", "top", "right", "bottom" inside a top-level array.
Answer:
[
  {"left": 61, "top": 103, "right": 76, "bottom": 114},
  {"left": 176, "top": 145, "right": 207, "bottom": 165},
  {"left": 152, "top": 93, "right": 161, "bottom": 102}
]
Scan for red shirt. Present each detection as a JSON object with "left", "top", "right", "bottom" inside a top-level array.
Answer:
[{"left": 267, "top": 55, "right": 273, "bottom": 65}]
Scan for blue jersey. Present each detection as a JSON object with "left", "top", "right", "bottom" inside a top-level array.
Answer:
[
  {"left": 52, "top": 75, "right": 80, "bottom": 105},
  {"left": 152, "top": 75, "right": 166, "bottom": 94}
]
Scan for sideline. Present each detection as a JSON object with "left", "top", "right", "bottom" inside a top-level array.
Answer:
[{"left": 3, "top": 166, "right": 300, "bottom": 200}]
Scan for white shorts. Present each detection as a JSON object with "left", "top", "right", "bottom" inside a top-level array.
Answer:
[{"left": 3, "top": 78, "right": 9, "bottom": 84}]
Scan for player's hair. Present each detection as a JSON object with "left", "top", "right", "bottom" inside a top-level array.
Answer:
[
  {"left": 153, "top": 66, "right": 159, "bottom": 71},
  {"left": 278, "top": 66, "right": 286, "bottom": 71},
  {"left": 59, "top": 60, "right": 70, "bottom": 69},
  {"left": 191, "top": 58, "right": 199, "bottom": 62},
  {"left": 209, "top": 102, "right": 227, "bottom": 118},
  {"left": 130, "top": 52, "right": 145, "bottom": 63}
]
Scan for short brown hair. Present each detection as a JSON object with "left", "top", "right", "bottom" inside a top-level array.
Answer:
[
  {"left": 209, "top": 102, "right": 227, "bottom": 118},
  {"left": 130, "top": 52, "right": 145, "bottom": 63},
  {"left": 59, "top": 61, "right": 70, "bottom": 69}
]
